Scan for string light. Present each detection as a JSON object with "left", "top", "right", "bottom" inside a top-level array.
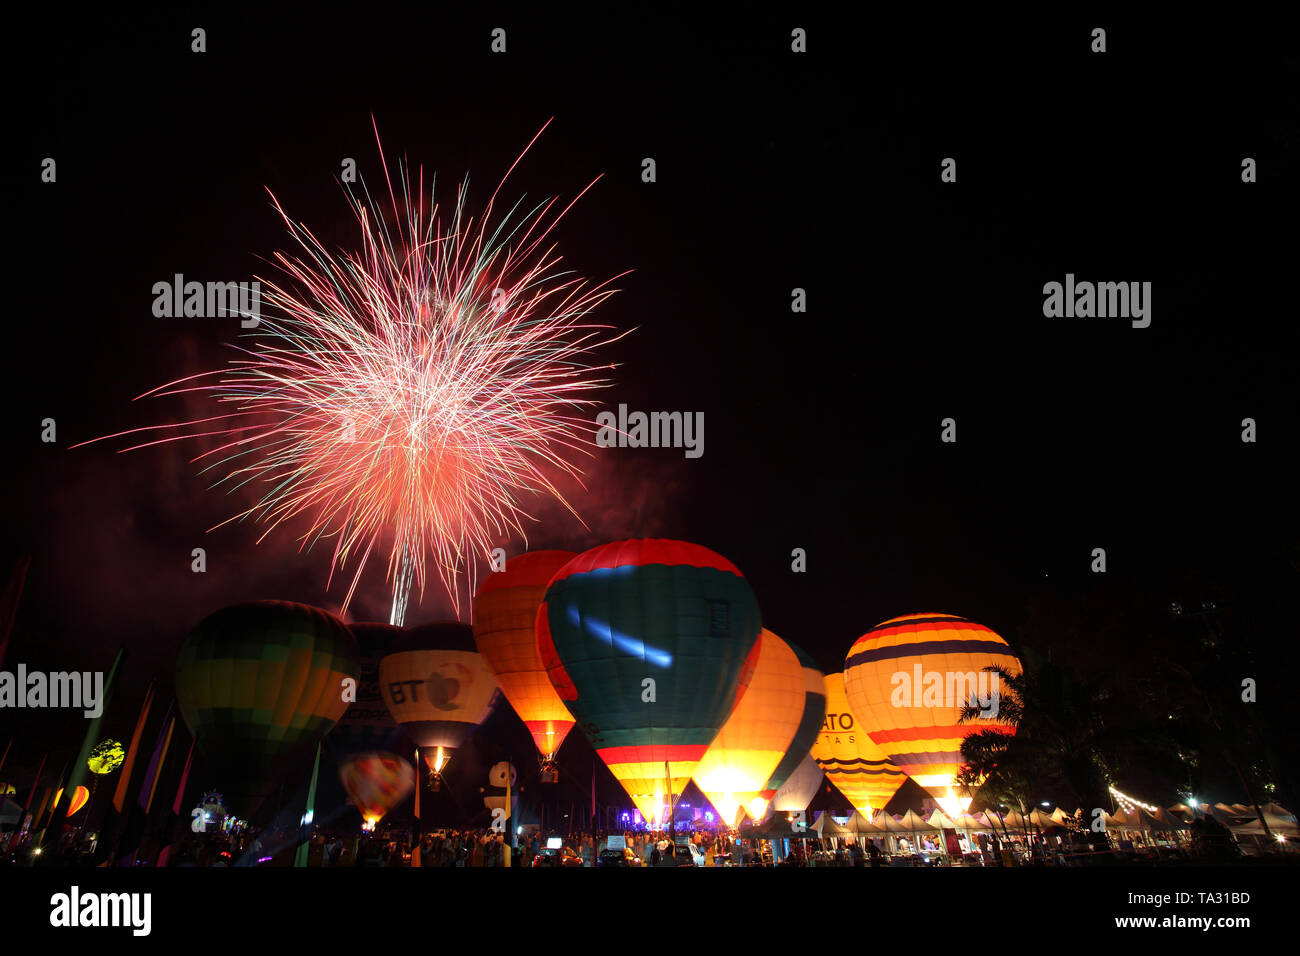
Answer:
[{"left": 1109, "top": 785, "right": 1159, "bottom": 814}]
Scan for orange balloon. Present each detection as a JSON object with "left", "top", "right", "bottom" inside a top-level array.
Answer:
[
  {"left": 65, "top": 785, "right": 90, "bottom": 817},
  {"left": 692, "top": 629, "right": 806, "bottom": 825},
  {"left": 472, "top": 551, "right": 577, "bottom": 762}
]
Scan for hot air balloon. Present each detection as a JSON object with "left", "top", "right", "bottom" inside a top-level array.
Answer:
[
  {"left": 482, "top": 761, "right": 516, "bottom": 817},
  {"left": 842, "top": 613, "right": 1021, "bottom": 817},
  {"left": 692, "top": 629, "right": 805, "bottom": 826},
  {"left": 755, "top": 639, "right": 827, "bottom": 810},
  {"left": 338, "top": 752, "right": 415, "bottom": 830},
  {"left": 329, "top": 622, "right": 404, "bottom": 756},
  {"left": 810, "top": 673, "right": 907, "bottom": 814},
  {"left": 770, "top": 753, "right": 825, "bottom": 815},
  {"left": 175, "top": 601, "right": 358, "bottom": 818},
  {"left": 64, "top": 785, "right": 89, "bottom": 817},
  {"left": 378, "top": 622, "right": 499, "bottom": 789},
  {"left": 537, "top": 539, "right": 762, "bottom": 827},
  {"left": 472, "top": 551, "right": 577, "bottom": 779}
]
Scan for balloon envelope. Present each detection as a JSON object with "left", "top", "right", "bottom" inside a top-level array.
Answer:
[
  {"left": 537, "top": 539, "right": 762, "bottom": 824},
  {"left": 338, "top": 752, "right": 415, "bottom": 826},
  {"left": 472, "top": 551, "right": 577, "bottom": 761},
  {"left": 810, "top": 673, "right": 907, "bottom": 813},
  {"left": 65, "top": 785, "right": 90, "bottom": 817},
  {"left": 842, "top": 612, "right": 1020, "bottom": 812},
  {"left": 488, "top": 761, "right": 517, "bottom": 788},
  {"left": 378, "top": 622, "right": 498, "bottom": 773},
  {"left": 770, "top": 753, "right": 825, "bottom": 813},
  {"left": 692, "top": 629, "right": 805, "bottom": 825},
  {"left": 175, "top": 601, "right": 358, "bottom": 811},
  {"left": 760, "top": 639, "right": 827, "bottom": 797}
]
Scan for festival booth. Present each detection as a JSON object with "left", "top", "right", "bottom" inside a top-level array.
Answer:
[
  {"left": 809, "top": 811, "right": 855, "bottom": 865},
  {"left": 733, "top": 810, "right": 819, "bottom": 864},
  {"left": 885, "top": 809, "right": 944, "bottom": 865},
  {"left": 1109, "top": 807, "right": 1183, "bottom": 854},
  {"left": 1228, "top": 803, "right": 1298, "bottom": 855}
]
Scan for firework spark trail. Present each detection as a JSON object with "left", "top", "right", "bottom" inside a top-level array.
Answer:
[{"left": 77, "top": 119, "right": 629, "bottom": 621}]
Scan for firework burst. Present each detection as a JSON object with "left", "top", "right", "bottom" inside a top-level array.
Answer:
[{"left": 83, "top": 118, "right": 627, "bottom": 622}]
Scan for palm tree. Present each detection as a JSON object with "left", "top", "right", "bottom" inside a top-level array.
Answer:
[{"left": 957, "top": 651, "right": 1119, "bottom": 850}]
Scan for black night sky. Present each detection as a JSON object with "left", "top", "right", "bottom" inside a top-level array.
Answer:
[{"left": 5, "top": 13, "right": 1297, "bottom": 826}]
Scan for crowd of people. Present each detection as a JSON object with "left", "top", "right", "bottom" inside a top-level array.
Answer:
[{"left": 5, "top": 813, "right": 1250, "bottom": 868}]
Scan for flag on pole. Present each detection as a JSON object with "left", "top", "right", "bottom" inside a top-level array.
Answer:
[
  {"left": 294, "top": 742, "right": 322, "bottom": 867},
  {"left": 112, "top": 680, "right": 154, "bottom": 814},
  {"left": 141, "top": 705, "right": 176, "bottom": 815},
  {"left": 116, "top": 697, "right": 174, "bottom": 866},
  {"left": 171, "top": 734, "right": 195, "bottom": 816},
  {"left": 154, "top": 734, "right": 196, "bottom": 868}
]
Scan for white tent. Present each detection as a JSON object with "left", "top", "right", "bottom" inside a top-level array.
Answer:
[
  {"left": 1229, "top": 806, "right": 1299, "bottom": 837},
  {"left": 925, "top": 808, "right": 959, "bottom": 830}
]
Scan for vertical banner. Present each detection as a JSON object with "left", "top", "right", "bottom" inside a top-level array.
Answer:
[
  {"left": 142, "top": 709, "right": 176, "bottom": 815},
  {"left": 112, "top": 680, "right": 155, "bottom": 813},
  {"left": 294, "top": 742, "right": 322, "bottom": 867},
  {"left": 154, "top": 734, "right": 196, "bottom": 868}
]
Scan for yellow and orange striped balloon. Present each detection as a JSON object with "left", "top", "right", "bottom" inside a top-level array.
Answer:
[
  {"left": 55, "top": 785, "right": 90, "bottom": 818},
  {"left": 810, "top": 673, "right": 906, "bottom": 813},
  {"left": 472, "top": 551, "right": 578, "bottom": 762},
  {"left": 692, "top": 629, "right": 806, "bottom": 825},
  {"left": 843, "top": 613, "right": 1020, "bottom": 813}
]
